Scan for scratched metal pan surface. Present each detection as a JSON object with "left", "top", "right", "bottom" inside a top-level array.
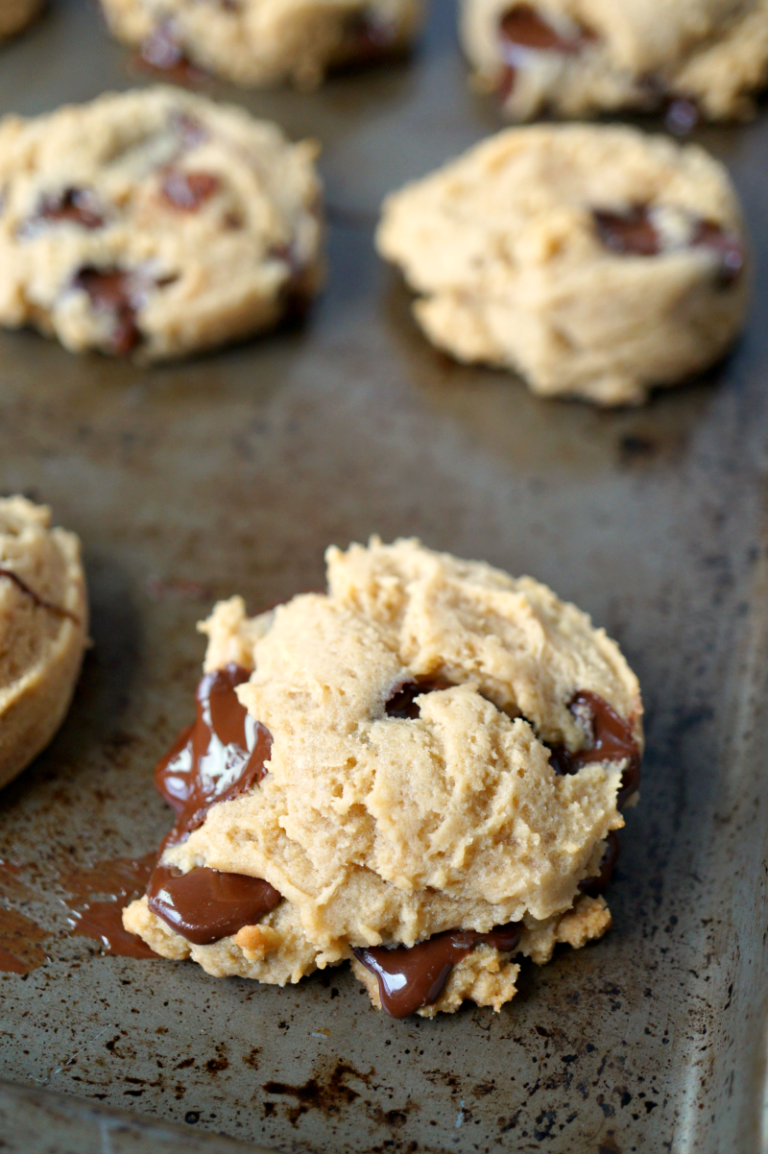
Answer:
[{"left": 1, "top": 1, "right": 768, "bottom": 1152}]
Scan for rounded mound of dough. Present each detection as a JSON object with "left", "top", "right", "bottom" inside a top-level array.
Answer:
[
  {"left": 0, "top": 497, "right": 87, "bottom": 791},
  {"left": 101, "top": 0, "right": 424, "bottom": 89},
  {"left": 377, "top": 123, "right": 748, "bottom": 405},
  {"left": 0, "top": 86, "right": 322, "bottom": 362},
  {"left": 0, "top": 0, "right": 42, "bottom": 40},
  {"left": 126, "top": 539, "right": 641, "bottom": 1014},
  {"left": 461, "top": 0, "right": 768, "bottom": 122}
]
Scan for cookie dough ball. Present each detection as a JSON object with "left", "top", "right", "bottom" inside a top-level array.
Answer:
[
  {"left": 0, "top": 87, "right": 323, "bottom": 362},
  {"left": 125, "top": 538, "right": 643, "bottom": 1017},
  {"left": 101, "top": 0, "right": 424, "bottom": 89},
  {"left": 0, "top": 498, "right": 88, "bottom": 791},
  {"left": 0, "top": 0, "right": 42, "bottom": 42},
  {"left": 461, "top": 0, "right": 768, "bottom": 122},
  {"left": 377, "top": 124, "right": 748, "bottom": 405}
]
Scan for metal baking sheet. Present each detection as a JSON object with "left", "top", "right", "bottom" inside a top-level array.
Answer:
[{"left": 2, "top": 1, "right": 768, "bottom": 1151}]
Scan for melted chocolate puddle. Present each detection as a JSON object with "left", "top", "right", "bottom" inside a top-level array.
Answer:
[
  {"left": 0, "top": 565, "right": 80, "bottom": 624},
  {"left": 354, "top": 923, "right": 522, "bottom": 1018},
  {"left": 548, "top": 690, "right": 640, "bottom": 807},
  {"left": 61, "top": 854, "right": 160, "bottom": 958},
  {"left": 0, "top": 908, "right": 48, "bottom": 975},
  {"left": 147, "top": 865, "right": 281, "bottom": 944}
]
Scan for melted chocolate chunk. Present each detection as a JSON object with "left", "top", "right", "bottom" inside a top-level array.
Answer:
[
  {"left": 548, "top": 690, "right": 641, "bottom": 808},
  {"left": 0, "top": 565, "right": 80, "bottom": 624},
  {"left": 353, "top": 922, "right": 522, "bottom": 1018},
  {"left": 578, "top": 830, "right": 620, "bottom": 898},
  {"left": 692, "top": 219, "right": 744, "bottom": 287},
  {"left": 340, "top": 10, "right": 397, "bottom": 65},
  {"left": 385, "top": 676, "right": 454, "bottom": 720},
  {"left": 154, "top": 664, "right": 272, "bottom": 847},
  {"left": 27, "top": 187, "right": 105, "bottom": 232},
  {"left": 138, "top": 23, "right": 204, "bottom": 85},
  {"left": 147, "top": 864, "right": 281, "bottom": 945},
  {"left": 498, "top": 4, "right": 595, "bottom": 97},
  {"left": 160, "top": 170, "right": 221, "bottom": 211},
  {"left": 593, "top": 207, "right": 661, "bottom": 257},
  {"left": 72, "top": 266, "right": 142, "bottom": 355}
]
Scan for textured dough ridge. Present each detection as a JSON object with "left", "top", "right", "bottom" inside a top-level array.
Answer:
[{"left": 125, "top": 538, "right": 642, "bottom": 1014}]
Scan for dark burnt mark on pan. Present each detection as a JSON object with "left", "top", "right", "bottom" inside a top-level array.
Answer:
[
  {"left": 71, "top": 266, "right": 144, "bottom": 356},
  {"left": 0, "top": 566, "right": 80, "bottom": 624},
  {"left": 159, "top": 170, "right": 221, "bottom": 212},
  {"left": 263, "top": 1060, "right": 373, "bottom": 1124}
]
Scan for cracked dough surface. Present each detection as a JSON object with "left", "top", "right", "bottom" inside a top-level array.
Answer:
[
  {"left": 0, "top": 86, "right": 322, "bottom": 362},
  {"left": 125, "top": 538, "right": 642, "bottom": 1014},
  {"left": 101, "top": 0, "right": 424, "bottom": 88},
  {"left": 462, "top": 0, "right": 768, "bottom": 121},
  {"left": 0, "top": 497, "right": 88, "bottom": 791},
  {"left": 376, "top": 123, "right": 748, "bottom": 405},
  {"left": 0, "top": 0, "right": 41, "bottom": 41}
]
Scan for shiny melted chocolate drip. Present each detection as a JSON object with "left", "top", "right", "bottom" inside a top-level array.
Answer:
[
  {"left": 146, "top": 665, "right": 279, "bottom": 945},
  {"left": 0, "top": 565, "right": 80, "bottom": 624},
  {"left": 62, "top": 853, "right": 160, "bottom": 959},
  {"left": 72, "top": 266, "right": 143, "bottom": 355},
  {"left": 385, "top": 677, "right": 454, "bottom": 720},
  {"left": 147, "top": 864, "right": 281, "bottom": 945},
  {"left": 160, "top": 170, "right": 221, "bottom": 212},
  {"left": 548, "top": 690, "right": 641, "bottom": 808},
  {"left": 154, "top": 664, "right": 272, "bottom": 847},
  {"left": 578, "top": 829, "right": 620, "bottom": 898},
  {"left": 353, "top": 922, "right": 522, "bottom": 1018},
  {"left": 498, "top": 4, "right": 595, "bottom": 98}
]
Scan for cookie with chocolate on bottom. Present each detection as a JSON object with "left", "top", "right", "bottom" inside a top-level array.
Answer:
[
  {"left": 461, "top": 0, "right": 768, "bottom": 123},
  {"left": 0, "top": 87, "right": 322, "bottom": 362},
  {"left": 0, "top": 497, "right": 88, "bottom": 791},
  {"left": 376, "top": 123, "right": 747, "bottom": 405},
  {"left": 124, "top": 538, "right": 643, "bottom": 1018},
  {"left": 101, "top": 0, "right": 424, "bottom": 89}
]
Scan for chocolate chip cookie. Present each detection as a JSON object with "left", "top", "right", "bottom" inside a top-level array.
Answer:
[
  {"left": 0, "top": 497, "right": 87, "bottom": 791},
  {"left": 461, "top": 0, "right": 768, "bottom": 123},
  {"left": 124, "top": 538, "right": 643, "bottom": 1018},
  {"left": 101, "top": 0, "right": 424, "bottom": 89},
  {"left": 0, "top": 86, "right": 323, "bottom": 362},
  {"left": 377, "top": 123, "right": 748, "bottom": 405}
]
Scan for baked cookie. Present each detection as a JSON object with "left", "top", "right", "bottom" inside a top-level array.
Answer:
[
  {"left": 461, "top": 0, "right": 768, "bottom": 123},
  {"left": 124, "top": 538, "right": 643, "bottom": 1018},
  {"left": 101, "top": 0, "right": 424, "bottom": 89},
  {"left": 0, "top": 497, "right": 88, "bottom": 791},
  {"left": 0, "top": 87, "right": 322, "bottom": 362},
  {"left": 0, "top": 0, "right": 42, "bottom": 42},
  {"left": 376, "top": 124, "right": 748, "bottom": 406}
]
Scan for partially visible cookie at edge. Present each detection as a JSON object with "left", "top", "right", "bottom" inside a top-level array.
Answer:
[
  {"left": 461, "top": 0, "right": 768, "bottom": 123},
  {"left": 123, "top": 537, "right": 643, "bottom": 1018},
  {"left": 102, "top": 0, "right": 425, "bottom": 90},
  {"left": 0, "top": 497, "right": 88, "bottom": 791},
  {"left": 0, "top": 0, "right": 43, "bottom": 42},
  {"left": 0, "top": 86, "right": 323, "bottom": 362},
  {"left": 376, "top": 123, "right": 748, "bottom": 405}
]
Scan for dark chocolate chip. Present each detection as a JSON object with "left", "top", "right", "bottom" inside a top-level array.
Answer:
[
  {"left": 160, "top": 169, "right": 221, "bottom": 211},
  {"left": 72, "top": 266, "right": 142, "bottom": 356},
  {"left": 36, "top": 187, "right": 105, "bottom": 230},
  {"left": 385, "top": 677, "right": 454, "bottom": 720},
  {"left": 593, "top": 207, "right": 661, "bottom": 257}
]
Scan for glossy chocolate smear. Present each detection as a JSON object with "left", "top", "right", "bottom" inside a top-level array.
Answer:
[
  {"left": 385, "top": 676, "right": 454, "bottom": 720},
  {"left": 147, "top": 864, "right": 281, "bottom": 945},
  {"left": 72, "top": 266, "right": 142, "bottom": 355},
  {"left": 499, "top": 4, "right": 592, "bottom": 53},
  {"left": 593, "top": 207, "right": 661, "bottom": 257},
  {"left": 155, "top": 663, "right": 272, "bottom": 847},
  {"left": 62, "top": 853, "right": 160, "bottom": 959},
  {"left": 160, "top": 170, "right": 220, "bottom": 211},
  {"left": 354, "top": 922, "right": 522, "bottom": 1018},
  {"left": 578, "top": 829, "right": 620, "bottom": 898},
  {"left": 548, "top": 690, "right": 641, "bottom": 807}
]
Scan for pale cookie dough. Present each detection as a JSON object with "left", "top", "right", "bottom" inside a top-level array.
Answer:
[
  {"left": 461, "top": 0, "right": 768, "bottom": 122},
  {"left": 125, "top": 538, "right": 642, "bottom": 1016},
  {"left": 0, "top": 87, "right": 322, "bottom": 362},
  {"left": 0, "top": 0, "right": 42, "bottom": 42},
  {"left": 101, "top": 0, "right": 424, "bottom": 89},
  {"left": 377, "top": 124, "right": 748, "bottom": 405},
  {"left": 0, "top": 497, "right": 88, "bottom": 791}
]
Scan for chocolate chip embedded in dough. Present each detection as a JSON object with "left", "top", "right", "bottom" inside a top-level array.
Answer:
[
  {"left": 37, "top": 187, "right": 105, "bottom": 230},
  {"left": 385, "top": 676, "right": 454, "bottom": 720},
  {"left": 160, "top": 170, "right": 221, "bottom": 211},
  {"left": 692, "top": 219, "right": 744, "bottom": 287},
  {"left": 71, "top": 266, "right": 142, "bottom": 355},
  {"left": 593, "top": 207, "right": 661, "bottom": 257},
  {"left": 499, "top": 3, "right": 592, "bottom": 53},
  {"left": 548, "top": 690, "right": 641, "bottom": 808}
]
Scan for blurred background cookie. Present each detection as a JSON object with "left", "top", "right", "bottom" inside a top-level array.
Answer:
[
  {"left": 0, "top": 0, "right": 43, "bottom": 43},
  {"left": 377, "top": 123, "right": 748, "bottom": 405},
  {"left": 0, "top": 86, "right": 323, "bottom": 362},
  {"left": 101, "top": 0, "right": 425, "bottom": 89},
  {"left": 461, "top": 0, "right": 768, "bottom": 125},
  {"left": 0, "top": 497, "right": 87, "bottom": 792}
]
